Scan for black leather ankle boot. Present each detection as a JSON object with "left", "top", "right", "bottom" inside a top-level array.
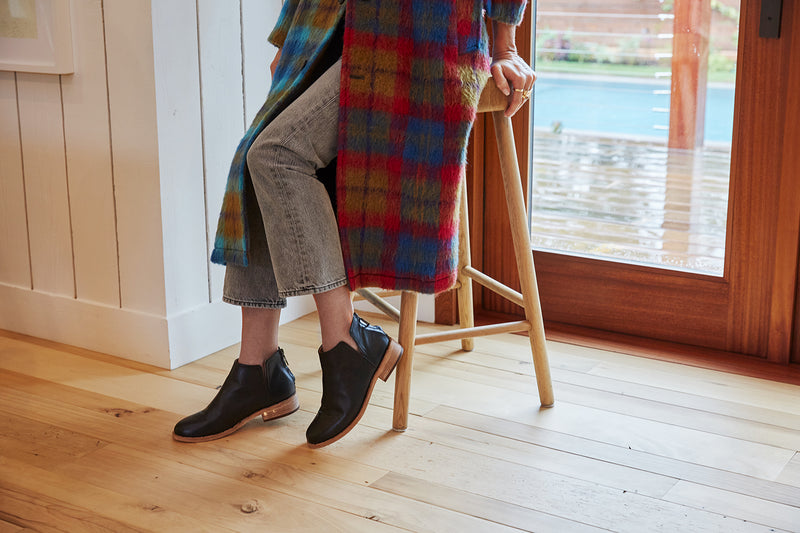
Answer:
[
  {"left": 173, "top": 348, "right": 298, "bottom": 442},
  {"left": 306, "top": 313, "right": 403, "bottom": 448}
]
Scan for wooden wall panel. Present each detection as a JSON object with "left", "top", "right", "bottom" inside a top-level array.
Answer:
[
  {"left": 0, "top": 0, "right": 304, "bottom": 365},
  {"left": 103, "top": 1, "right": 165, "bottom": 315},
  {"left": 16, "top": 73, "right": 74, "bottom": 297},
  {"left": 150, "top": 0, "right": 210, "bottom": 314},
  {"left": 61, "top": 0, "right": 120, "bottom": 307},
  {"left": 0, "top": 72, "right": 31, "bottom": 289},
  {"left": 197, "top": 0, "right": 245, "bottom": 301}
]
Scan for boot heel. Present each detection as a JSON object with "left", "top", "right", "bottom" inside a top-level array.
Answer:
[
  {"left": 377, "top": 340, "right": 403, "bottom": 382},
  {"left": 261, "top": 394, "right": 300, "bottom": 421}
]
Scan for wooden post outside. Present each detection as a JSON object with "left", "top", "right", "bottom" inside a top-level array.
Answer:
[{"left": 669, "top": 0, "right": 712, "bottom": 149}]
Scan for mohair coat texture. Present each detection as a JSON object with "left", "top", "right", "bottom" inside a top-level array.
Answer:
[{"left": 211, "top": 0, "right": 528, "bottom": 294}]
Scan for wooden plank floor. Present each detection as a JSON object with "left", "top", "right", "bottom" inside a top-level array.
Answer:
[{"left": 2, "top": 312, "right": 799, "bottom": 532}]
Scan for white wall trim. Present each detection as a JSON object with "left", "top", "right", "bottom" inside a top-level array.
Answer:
[
  {"left": 0, "top": 282, "right": 169, "bottom": 367},
  {"left": 0, "top": 282, "right": 322, "bottom": 369},
  {"left": 166, "top": 299, "right": 240, "bottom": 369}
]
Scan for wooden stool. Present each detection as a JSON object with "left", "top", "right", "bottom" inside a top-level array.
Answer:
[{"left": 356, "top": 79, "right": 555, "bottom": 431}]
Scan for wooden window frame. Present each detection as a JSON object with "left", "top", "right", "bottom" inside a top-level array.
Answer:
[{"left": 439, "top": 0, "right": 800, "bottom": 365}]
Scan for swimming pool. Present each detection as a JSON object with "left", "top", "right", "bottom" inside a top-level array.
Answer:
[{"left": 532, "top": 74, "right": 736, "bottom": 145}]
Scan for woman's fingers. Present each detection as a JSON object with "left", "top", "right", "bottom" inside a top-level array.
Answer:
[
  {"left": 490, "top": 54, "right": 535, "bottom": 118},
  {"left": 508, "top": 72, "right": 526, "bottom": 116},
  {"left": 490, "top": 62, "right": 511, "bottom": 96}
]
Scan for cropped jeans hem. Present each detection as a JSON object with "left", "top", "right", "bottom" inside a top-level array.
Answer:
[
  {"left": 277, "top": 277, "right": 349, "bottom": 299},
  {"left": 222, "top": 296, "right": 287, "bottom": 309}
]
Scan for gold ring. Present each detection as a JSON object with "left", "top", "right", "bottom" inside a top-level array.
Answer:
[{"left": 515, "top": 88, "right": 531, "bottom": 100}]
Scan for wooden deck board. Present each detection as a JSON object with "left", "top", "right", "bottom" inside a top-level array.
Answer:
[{"left": 531, "top": 132, "right": 730, "bottom": 274}]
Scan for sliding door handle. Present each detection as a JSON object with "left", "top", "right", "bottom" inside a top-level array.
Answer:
[{"left": 760, "top": 0, "right": 783, "bottom": 38}]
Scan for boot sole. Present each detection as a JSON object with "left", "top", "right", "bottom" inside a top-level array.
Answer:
[
  {"left": 307, "top": 339, "right": 404, "bottom": 449},
  {"left": 172, "top": 394, "right": 300, "bottom": 443}
]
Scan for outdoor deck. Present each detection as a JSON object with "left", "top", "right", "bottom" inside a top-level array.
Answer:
[{"left": 531, "top": 131, "right": 731, "bottom": 275}]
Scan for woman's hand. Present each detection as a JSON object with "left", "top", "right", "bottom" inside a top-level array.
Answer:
[{"left": 491, "top": 21, "right": 536, "bottom": 118}]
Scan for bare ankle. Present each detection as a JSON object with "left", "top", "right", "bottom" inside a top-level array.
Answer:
[
  {"left": 239, "top": 307, "right": 281, "bottom": 366},
  {"left": 238, "top": 347, "right": 279, "bottom": 366},
  {"left": 315, "top": 286, "right": 358, "bottom": 352},
  {"left": 320, "top": 314, "right": 359, "bottom": 352}
]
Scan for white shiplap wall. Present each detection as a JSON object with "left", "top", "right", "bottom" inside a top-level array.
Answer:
[{"left": 0, "top": 0, "right": 324, "bottom": 368}]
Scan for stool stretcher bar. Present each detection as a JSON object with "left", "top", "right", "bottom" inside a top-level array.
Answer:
[
  {"left": 414, "top": 321, "right": 531, "bottom": 345},
  {"left": 354, "top": 289, "right": 401, "bottom": 322},
  {"left": 462, "top": 266, "right": 525, "bottom": 309}
]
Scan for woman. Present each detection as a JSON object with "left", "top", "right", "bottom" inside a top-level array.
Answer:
[{"left": 174, "top": 0, "right": 535, "bottom": 448}]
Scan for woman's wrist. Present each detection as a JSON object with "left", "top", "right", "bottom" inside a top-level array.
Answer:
[{"left": 491, "top": 20, "right": 518, "bottom": 57}]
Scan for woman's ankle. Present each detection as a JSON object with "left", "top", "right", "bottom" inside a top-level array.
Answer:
[
  {"left": 238, "top": 347, "right": 279, "bottom": 366},
  {"left": 314, "top": 286, "right": 358, "bottom": 352},
  {"left": 320, "top": 317, "right": 359, "bottom": 353},
  {"left": 239, "top": 306, "right": 281, "bottom": 365}
]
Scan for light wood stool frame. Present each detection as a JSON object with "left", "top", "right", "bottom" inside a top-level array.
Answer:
[{"left": 355, "top": 79, "right": 555, "bottom": 431}]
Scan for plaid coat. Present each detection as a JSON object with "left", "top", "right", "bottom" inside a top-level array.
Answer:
[{"left": 212, "top": 0, "right": 528, "bottom": 294}]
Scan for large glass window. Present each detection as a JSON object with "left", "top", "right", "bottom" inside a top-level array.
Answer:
[{"left": 530, "top": 0, "right": 740, "bottom": 275}]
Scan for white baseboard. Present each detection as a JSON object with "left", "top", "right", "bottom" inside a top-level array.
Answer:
[
  {"left": 0, "top": 284, "right": 419, "bottom": 369},
  {"left": 0, "top": 283, "right": 170, "bottom": 367},
  {"left": 0, "top": 284, "right": 320, "bottom": 369},
  {"left": 165, "top": 299, "right": 241, "bottom": 369}
]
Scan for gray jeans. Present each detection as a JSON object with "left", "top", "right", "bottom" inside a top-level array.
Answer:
[{"left": 223, "top": 59, "right": 346, "bottom": 308}]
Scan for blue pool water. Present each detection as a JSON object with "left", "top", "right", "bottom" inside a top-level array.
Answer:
[{"left": 532, "top": 75, "right": 736, "bottom": 144}]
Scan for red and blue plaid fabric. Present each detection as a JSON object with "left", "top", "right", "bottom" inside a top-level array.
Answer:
[{"left": 212, "top": 0, "right": 528, "bottom": 294}]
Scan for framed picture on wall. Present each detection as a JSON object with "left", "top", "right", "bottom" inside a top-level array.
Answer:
[{"left": 0, "top": 0, "right": 73, "bottom": 74}]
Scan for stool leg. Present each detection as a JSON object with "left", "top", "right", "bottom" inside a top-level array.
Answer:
[
  {"left": 456, "top": 180, "right": 475, "bottom": 351},
  {"left": 492, "top": 111, "right": 554, "bottom": 407},
  {"left": 393, "top": 290, "right": 419, "bottom": 430}
]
